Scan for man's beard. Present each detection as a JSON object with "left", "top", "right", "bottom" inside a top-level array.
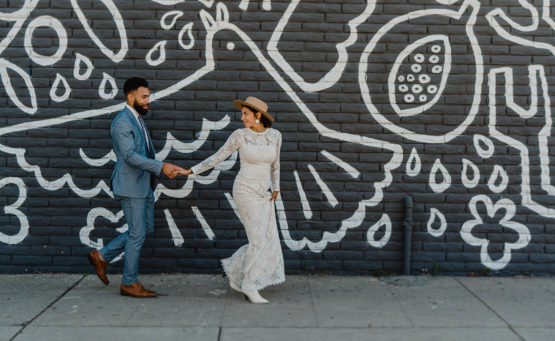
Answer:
[{"left": 133, "top": 102, "right": 149, "bottom": 116}]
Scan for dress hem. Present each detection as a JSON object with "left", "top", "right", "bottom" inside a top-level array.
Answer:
[{"left": 222, "top": 258, "right": 286, "bottom": 291}]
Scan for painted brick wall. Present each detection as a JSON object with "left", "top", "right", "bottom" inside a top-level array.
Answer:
[{"left": 0, "top": 0, "right": 554, "bottom": 275}]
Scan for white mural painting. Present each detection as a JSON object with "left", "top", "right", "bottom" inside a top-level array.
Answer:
[
  {"left": 69, "top": 0, "right": 128, "bottom": 63},
  {"left": 461, "top": 159, "right": 479, "bottom": 189},
  {"left": 486, "top": 0, "right": 555, "bottom": 56},
  {"left": 359, "top": 0, "right": 483, "bottom": 144},
  {"left": 0, "top": 58, "right": 37, "bottom": 115},
  {"left": 406, "top": 148, "right": 422, "bottom": 177},
  {"left": 165, "top": 209, "right": 185, "bottom": 247},
  {"left": 80, "top": 208, "right": 127, "bottom": 263},
  {"left": 473, "top": 134, "right": 495, "bottom": 159},
  {"left": 268, "top": 0, "right": 377, "bottom": 93},
  {"left": 460, "top": 195, "right": 531, "bottom": 270},
  {"left": 488, "top": 65, "right": 555, "bottom": 219},
  {"left": 73, "top": 53, "right": 94, "bottom": 81},
  {"left": 0, "top": 0, "right": 553, "bottom": 272},
  {"left": 388, "top": 35, "right": 451, "bottom": 117},
  {"left": 0, "top": 177, "right": 29, "bottom": 245},
  {"left": 427, "top": 208, "right": 447, "bottom": 238},
  {"left": 367, "top": 214, "right": 392, "bottom": 249},
  {"left": 50, "top": 73, "right": 71, "bottom": 103},
  {"left": 320, "top": 151, "right": 361, "bottom": 179},
  {"left": 429, "top": 159, "right": 451, "bottom": 194}
]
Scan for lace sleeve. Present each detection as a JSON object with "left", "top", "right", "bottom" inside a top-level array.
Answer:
[
  {"left": 270, "top": 130, "right": 281, "bottom": 191},
  {"left": 191, "top": 129, "right": 241, "bottom": 175}
]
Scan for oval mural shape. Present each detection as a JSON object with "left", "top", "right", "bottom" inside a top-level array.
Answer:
[
  {"left": 358, "top": 1, "right": 483, "bottom": 143},
  {"left": 388, "top": 35, "right": 451, "bottom": 117}
]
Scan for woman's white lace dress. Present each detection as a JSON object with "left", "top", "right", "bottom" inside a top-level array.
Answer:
[{"left": 191, "top": 128, "right": 285, "bottom": 291}]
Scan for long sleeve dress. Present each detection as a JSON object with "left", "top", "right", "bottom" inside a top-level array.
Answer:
[{"left": 191, "top": 127, "right": 285, "bottom": 291}]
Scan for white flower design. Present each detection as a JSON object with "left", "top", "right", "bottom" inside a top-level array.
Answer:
[{"left": 460, "top": 195, "right": 530, "bottom": 270}]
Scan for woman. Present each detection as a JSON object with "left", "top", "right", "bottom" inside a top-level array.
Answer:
[{"left": 182, "top": 97, "right": 285, "bottom": 304}]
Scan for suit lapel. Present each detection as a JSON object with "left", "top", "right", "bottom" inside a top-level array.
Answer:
[
  {"left": 123, "top": 107, "right": 142, "bottom": 137},
  {"left": 123, "top": 107, "right": 154, "bottom": 158}
]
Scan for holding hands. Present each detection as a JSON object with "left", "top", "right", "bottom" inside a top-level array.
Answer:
[
  {"left": 163, "top": 163, "right": 276, "bottom": 200},
  {"left": 161, "top": 163, "right": 192, "bottom": 179}
]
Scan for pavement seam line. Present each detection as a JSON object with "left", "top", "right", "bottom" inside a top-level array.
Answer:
[
  {"left": 383, "top": 279, "right": 415, "bottom": 327},
  {"left": 219, "top": 275, "right": 230, "bottom": 331},
  {"left": 454, "top": 277, "right": 525, "bottom": 341},
  {"left": 9, "top": 274, "right": 87, "bottom": 341},
  {"left": 307, "top": 276, "right": 320, "bottom": 327}
]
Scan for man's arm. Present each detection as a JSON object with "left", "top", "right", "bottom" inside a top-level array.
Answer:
[
  {"left": 112, "top": 115, "right": 187, "bottom": 179},
  {"left": 112, "top": 116, "right": 163, "bottom": 174}
]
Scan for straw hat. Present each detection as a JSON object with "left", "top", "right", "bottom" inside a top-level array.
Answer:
[{"left": 233, "top": 96, "right": 274, "bottom": 122}]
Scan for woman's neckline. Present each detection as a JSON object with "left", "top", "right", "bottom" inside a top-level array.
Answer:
[{"left": 247, "top": 127, "right": 270, "bottom": 135}]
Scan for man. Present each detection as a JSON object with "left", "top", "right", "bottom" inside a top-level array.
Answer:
[{"left": 88, "top": 77, "right": 184, "bottom": 298}]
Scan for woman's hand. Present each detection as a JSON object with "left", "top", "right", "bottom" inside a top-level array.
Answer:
[
  {"left": 179, "top": 168, "right": 192, "bottom": 176},
  {"left": 270, "top": 190, "right": 279, "bottom": 201}
]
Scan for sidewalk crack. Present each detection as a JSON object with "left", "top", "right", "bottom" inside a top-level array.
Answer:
[
  {"left": 383, "top": 280, "right": 415, "bottom": 327},
  {"left": 454, "top": 277, "right": 525, "bottom": 341},
  {"left": 9, "top": 274, "right": 87, "bottom": 341},
  {"left": 307, "top": 275, "right": 320, "bottom": 327}
]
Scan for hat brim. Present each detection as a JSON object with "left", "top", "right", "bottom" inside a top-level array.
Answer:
[{"left": 233, "top": 100, "right": 274, "bottom": 122}]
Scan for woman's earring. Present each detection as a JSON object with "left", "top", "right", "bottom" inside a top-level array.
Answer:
[{"left": 255, "top": 119, "right": 260, "bottom": 124}]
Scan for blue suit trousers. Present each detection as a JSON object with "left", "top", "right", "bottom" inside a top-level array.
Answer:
[{"left": 100, "top": 190, "right": 155, "bottom": 285}]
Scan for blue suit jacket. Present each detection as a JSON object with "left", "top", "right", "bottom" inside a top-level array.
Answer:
[{"left": 110, "top": 107, "right": 163, "bottom": 198}]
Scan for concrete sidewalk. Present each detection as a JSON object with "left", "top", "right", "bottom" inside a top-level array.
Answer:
[{"left": 1, "top": 274, "right": 554, "bottom": 341}]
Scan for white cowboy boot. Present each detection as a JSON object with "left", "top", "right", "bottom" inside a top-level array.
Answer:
[{"left": 243, "top": 289, "right": 269, "bottom": 304}]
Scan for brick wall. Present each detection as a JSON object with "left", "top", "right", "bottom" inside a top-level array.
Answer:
[{"left": 1, "top": 0, "right": 554, "bottom": 275}]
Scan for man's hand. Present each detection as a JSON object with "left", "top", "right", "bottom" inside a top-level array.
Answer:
[{"left": 162, "top": 163, "right": 185, "bottom": 179}]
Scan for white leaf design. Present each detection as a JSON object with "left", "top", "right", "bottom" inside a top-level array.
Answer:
[
  {"left": 71, "top": 0, "right": 128, "bottom": 63},
  {"left": 0, "top": 58, "right": 37, "bottom": 115}
]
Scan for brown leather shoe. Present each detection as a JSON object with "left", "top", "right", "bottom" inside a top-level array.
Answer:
[
  {"left": 120, "top": 282, "right": 157, "bottom": 298},
  {"left": 88, "top": 250, "right": 109, "bottom": 285}
]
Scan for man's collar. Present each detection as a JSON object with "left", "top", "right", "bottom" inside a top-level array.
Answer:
[{"left": 125, "top": 104, "right": 140, "bottom": 119}]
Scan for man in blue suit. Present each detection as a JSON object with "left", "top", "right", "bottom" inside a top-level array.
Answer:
[{"left": 88, "top": 77, "right": 184, "bottom": 298}]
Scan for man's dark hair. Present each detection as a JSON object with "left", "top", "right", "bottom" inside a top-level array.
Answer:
[{"left": 123, "top": 77, "right": 149, "bottom": 96}]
